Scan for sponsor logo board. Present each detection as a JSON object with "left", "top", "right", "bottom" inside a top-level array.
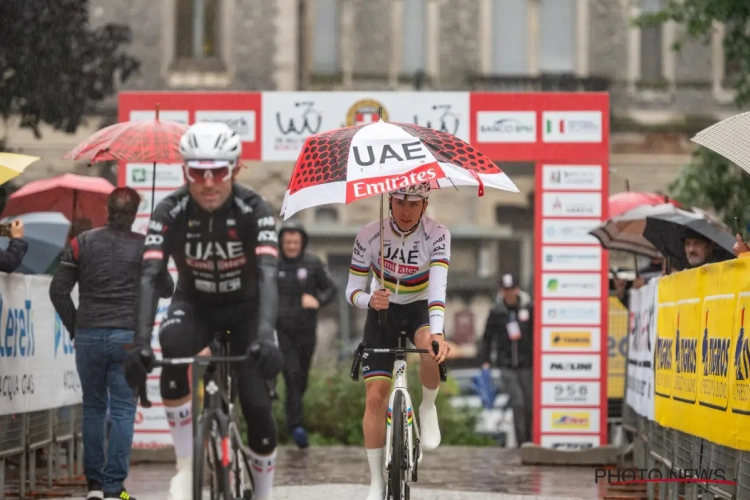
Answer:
[
  {"left": 542, "top": 327, "right": 601, "bottom": 352},
  {"left": 130, "top": 110, "right": 189, "bottom": 125},
  {"left": 541, "top": 219, "right": 601, "bottom": 245},
  {"left": 540, "top": 434, "right": 600, "bottom": 450},
  {"left": 542, "top": 381, "right": 600, "bottom": 406},
  {"left": 195, "top": 110, "right": 257, "bottom": 142},
  {"left": 261, "top": 92, "right": 469, "bottom": 161},
  {"left": 475, "top": 111, "right": 536, "bottom": 143},
  {"left": 127, "top": 163, "right": 184, "bottom": 189},
  {"left": 542, "top": 192, "right": 602, "bottom": 218},
  {"left": 542, "top": 408, "right": 601, "bottom": 433},
  {"left": 542, "top": 246, "right": 602, "bottom": 271},
  {"left": 542, "top": 273, "right": 601, "bottom": 299},
  {"left": 541, "top": 300, "right": 601, "bottom": 325},
  {"left": 542, "top": 165, "right": 602, "bottom": 191},
  {"left": 542, "top": 111, "right": 603, "bottom": 143},
  {"left": 542, "top": 354, "right": 602, "bottom": 379}
]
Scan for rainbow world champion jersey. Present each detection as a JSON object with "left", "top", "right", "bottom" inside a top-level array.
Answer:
[{"left": 345, "top": 215, "right": 451, "bottom": 335}]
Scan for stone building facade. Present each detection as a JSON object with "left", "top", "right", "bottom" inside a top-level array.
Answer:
[{"left": 3, "top": 0, "right": 746, "bottom": 360}]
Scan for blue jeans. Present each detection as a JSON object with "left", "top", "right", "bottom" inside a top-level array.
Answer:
[{"left": 74, "top": 328, "right": 137, "bottom": 492}]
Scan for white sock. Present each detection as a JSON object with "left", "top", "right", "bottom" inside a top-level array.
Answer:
[
  {"left": 165, "top": 401, "right": 193, "bottom": 459},
  {"left": 367, "top": 447, "right": 385, "bottom": 491},
  {"left": 249, "top": 448, "right": 276, "bottom": 500},
  {"left": 421, "top": 385, "right": 439, "bottom": 408}
]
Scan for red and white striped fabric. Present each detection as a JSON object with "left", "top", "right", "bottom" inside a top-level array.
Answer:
[{"left": 280, "top": 120, "right": 519, "bottom": 220}]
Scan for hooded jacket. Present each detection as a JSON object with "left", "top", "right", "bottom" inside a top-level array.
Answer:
[
  {"left": 277, "top": 221, "right": 337, "bottom": 334},
  {"left": 481, "top": 290, "right": 534, "bottom": 369}
]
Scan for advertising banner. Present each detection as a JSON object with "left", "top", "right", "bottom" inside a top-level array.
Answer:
[
  {"left": 607, "top": 296, "right": 629, "bottom": 400},
  {"left": 261, "top": 91, "right": 470, "bottom": 161},
  {"left": 653, "top": 257, "right": 750, "bottom": 451},
  {"left": 625, "top": 279, "right": 657, "bottom": 420},
  {"left": 0, "top": 274, "right": 82, "bottom": 415}
]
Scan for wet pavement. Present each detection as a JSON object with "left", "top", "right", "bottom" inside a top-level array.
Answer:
[{"left": 30, "top": 446, "right": 606, "bottom": 499}]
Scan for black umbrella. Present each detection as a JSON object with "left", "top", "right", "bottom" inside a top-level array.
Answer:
[{"left": 643, "top": 212, "right": 735, "bottom": 271}]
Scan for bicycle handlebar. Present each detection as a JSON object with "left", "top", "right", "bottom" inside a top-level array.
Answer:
[
  {"left": 350, "top": 340, "right": 448, "bottom": 383},
  {"left": 136, "top": 344, "right": 264, "bottom": 409}
]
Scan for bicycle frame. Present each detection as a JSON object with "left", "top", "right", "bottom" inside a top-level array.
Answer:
[{"left": 383, "top": 333, "right": 420, "bottom": 478}]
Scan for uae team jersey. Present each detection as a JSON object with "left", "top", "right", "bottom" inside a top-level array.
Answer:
[{"left": 345, "top": 215, "right": 451, "bottom": 335}]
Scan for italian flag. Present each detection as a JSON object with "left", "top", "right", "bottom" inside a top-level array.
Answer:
[{"left": 546, "top": 119, "right": 565, "bottom": 133}]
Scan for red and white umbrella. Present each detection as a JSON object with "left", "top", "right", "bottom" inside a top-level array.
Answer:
[{"left": 280, "top": 120, "right": 519, "bottom": 220}]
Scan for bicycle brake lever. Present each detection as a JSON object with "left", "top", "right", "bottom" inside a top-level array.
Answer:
[
  {"left": 431, "top": 341, "right": 448, "bottom": 383},
  {"left": 350, "top": 343, "right": 364, "bottom": 381}
]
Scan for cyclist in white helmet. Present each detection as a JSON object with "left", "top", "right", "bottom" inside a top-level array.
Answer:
[
  {"left": 125, "top": 121, "right": 282, "bottom": 500},
  {"left": 345, "top": 181, "right": 452, "bottom": 500}
]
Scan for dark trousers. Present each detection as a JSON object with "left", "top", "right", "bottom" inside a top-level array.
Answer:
[
  {"left": 278, "top": 327, "right": 316, "bottom": 431},
  {"left": 501, "top": 367, "right": 533, "bottom": 446},
  {"left": 75, "top": 328, "right": 136, "bottom": 493}
]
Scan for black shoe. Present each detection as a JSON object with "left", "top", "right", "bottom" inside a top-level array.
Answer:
[
  {"left": 103, "top": 488, "right": 136, "bottom": 500},
  {"left": 86, "top": 480, "right": 103, "bottom": 499}
]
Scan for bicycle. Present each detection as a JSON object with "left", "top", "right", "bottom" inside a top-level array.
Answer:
[
  {"left": 350, "top": 331, "right": 448, "bottom": 500},
  {"left": 139, "top": 331, "right": 276, "bottom": 500}
]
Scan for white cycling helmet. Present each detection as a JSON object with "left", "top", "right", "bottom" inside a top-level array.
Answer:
[
  {"left": 179, "top": 122, "right": 242, "bottom": 168},
  {"left": 389, "top": 182, "right": 431, "bottom": 201}
]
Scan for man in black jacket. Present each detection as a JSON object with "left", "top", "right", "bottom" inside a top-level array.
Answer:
[
  {"left": 49, "top": 187, "right": 174, "bottom": 500},
  {"left": 481, "top": 273, "right": 534, "bottom": 447},
  {"left": 277, "top": 221, "right": 336, "bottom": 448}
]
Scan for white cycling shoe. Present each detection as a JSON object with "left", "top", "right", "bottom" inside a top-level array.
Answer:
[
  {"left": 418, "top": 403, "right": 441, "bottom": 451},
  {"left": 365, "top": 484, "right": 386, "bottom": 500},
  {"left": 167, "top": 456, "right": 192, "bottom": 500}
]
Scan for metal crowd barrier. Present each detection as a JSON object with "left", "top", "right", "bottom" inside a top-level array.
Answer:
[
  {"left": 621, "top": 402, "right": 750, "bottom": 500},
  {"left": 0, "top": 404, "right": 85, "bottom": 498}
]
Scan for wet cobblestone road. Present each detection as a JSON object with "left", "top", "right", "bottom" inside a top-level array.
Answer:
[{"left": 39, "top": 446, "right": 606, "bottom": 499}]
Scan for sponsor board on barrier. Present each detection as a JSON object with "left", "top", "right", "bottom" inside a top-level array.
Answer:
[
  {"left": 541, "top": 219, "right": 601, "bottom": 245},
  {"left": 541, "top": 354, "right": 601, "bottom": 379},
  {"left": 542, "top": 192, "right": 602, "bottom": 218},
  {"left": 541, "top": 300, "right": 602, "bottom": 325},
  {"left": 0, "top": 275, "right": 82, "bottom": 415},
  {"left": 541, "top": 273, "right": 601, "bottom": 299},
  {"left": 540, "top": 434, "right": 600, "bottom": 450},
  {"left": 626, "top": 280, "right": 657, "bottom": 419},
  {"left": 542, "top": 327, "right": 601, "bottom": 352},
  {"left": 542, "top": 165, "right": 602, "bottom": 191},
  {"left": 541, "top": 246, "right": 602, "bottom": 272},
  {"left": 261, "top": 92, "right": 470, "bottom": 161},
  {"left": 542, "top": 381, "right": 600, "bottom": 406},
  {"left": 541, "top": 408, "right": 601, "bottom": 433},
  {"left": 608, "top": 296, "right": 629, "bottom": 400}
]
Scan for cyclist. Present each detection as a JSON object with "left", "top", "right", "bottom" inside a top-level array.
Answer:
[
  {"left": 345, "top": 182, "right": 451, "bottom": 500},
  {"left": 124, "top": 121, "right": 283, "bottom": 500}
]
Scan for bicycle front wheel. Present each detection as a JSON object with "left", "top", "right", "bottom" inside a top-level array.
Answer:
[
  {"left": 389, "top": 390, "right": 408, "bottom": 499},
  {"left": 194, "top": 415, "right": 231, "bottom": 500}
]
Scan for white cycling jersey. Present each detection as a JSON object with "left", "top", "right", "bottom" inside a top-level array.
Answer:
[{"left": 346, "top": 215, "right": 451, "bottom": 335}]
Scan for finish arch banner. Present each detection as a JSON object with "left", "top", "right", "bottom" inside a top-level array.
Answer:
[{"left": 118, "top": 91, "right": 611, "bottom": 449}]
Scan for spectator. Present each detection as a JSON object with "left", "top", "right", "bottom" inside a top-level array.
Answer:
[
  {"left": 0, "top": 219, "right": 27, "bottom": 273},
  {"left": 481, "top": 273, "right": 534, "bottom": 447},
  {"left": 49, "top": 187, "right": 174, "bottom": 500},
  {"left": 276, "top": 221, "right": 336, "bottom": 449},
  {"left": 684, "top": 229, "right": 722, "bottom": 268}
]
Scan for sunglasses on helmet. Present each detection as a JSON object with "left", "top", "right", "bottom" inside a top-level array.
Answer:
[{"left": 184, "top": 160, "right": 234, "bottom": 184}]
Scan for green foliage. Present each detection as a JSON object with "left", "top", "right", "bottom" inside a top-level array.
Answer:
[
  {"left": 635, "top": 0, "right": 750, "bottom": 108},
  {"left": 240, "top": 361, "right": 496, "bottom": 447},
  {"left": 0, "top": 0, "right": 139, "bottom": 138},
  {"left": 636, "top": 1, "right": 750, "bottom": 225},
  {"left": 668, "top": 147, "right": 750, "bottom": 229}
]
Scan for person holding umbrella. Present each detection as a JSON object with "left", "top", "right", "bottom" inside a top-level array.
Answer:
[{"left": 345, "top": 182, "right": 451, "bottom": 500}]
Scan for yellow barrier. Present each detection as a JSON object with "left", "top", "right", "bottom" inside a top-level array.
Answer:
[
  {"left": 654, "top": 255, "right": 750, "bottom": 450},
  {"left": 608, "top": 296, "right": 628, "bottom": 399}
]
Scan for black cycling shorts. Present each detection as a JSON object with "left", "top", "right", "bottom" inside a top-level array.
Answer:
[{"left": 361, "top": 300, "right": 430, "bottom": 382}]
